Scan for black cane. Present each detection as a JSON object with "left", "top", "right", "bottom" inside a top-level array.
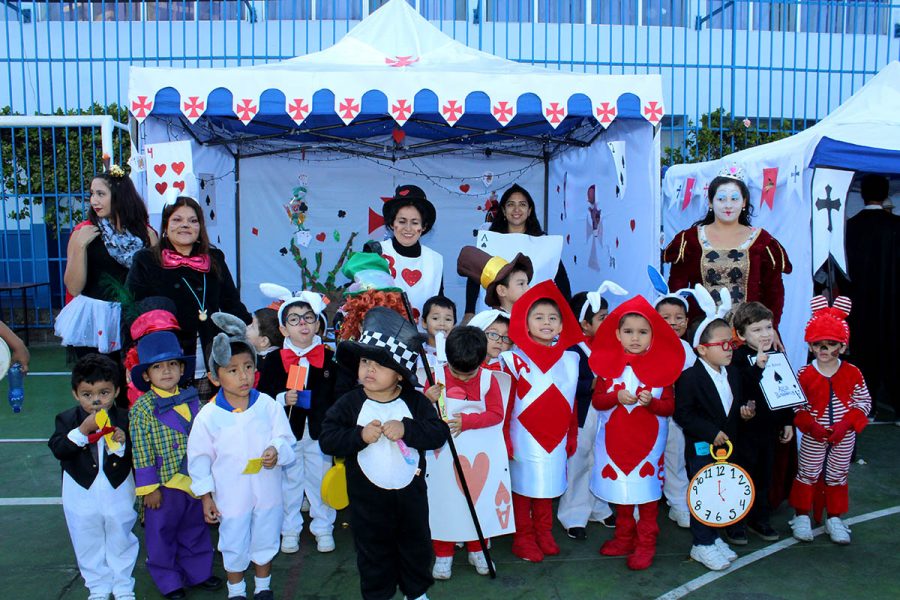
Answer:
[{"left": 400, "top": 291, "right": 497, "bottom": 579}]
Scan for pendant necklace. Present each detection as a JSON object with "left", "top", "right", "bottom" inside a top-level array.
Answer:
[{"left": 181, "top": 273, "right": 208, "bottom": 322}]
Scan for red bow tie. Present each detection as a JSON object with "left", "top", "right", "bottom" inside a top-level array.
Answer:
[
  {"left": 281, "top": 345, "right": 325, "bottom": 370},
  {"left": 88, "top": 426, "right": 116, "bottom": 444},
  {"left": 161, "top": 248, "right": 211, "bottom": 272}
]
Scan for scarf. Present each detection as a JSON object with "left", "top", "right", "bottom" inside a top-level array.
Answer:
[{"left": 98, "top": 218, "right": 144, "bottom": 268}]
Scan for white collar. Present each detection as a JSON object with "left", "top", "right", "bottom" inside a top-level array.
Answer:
[
  {"left": 700, "top": 358, "right": 727, "bottom": 380},
  {"left": 862, "top": 204, "right": 884, "bottom": 211},
  {"left": 283, "top": 335, "right": 322, "bottom": 357}
]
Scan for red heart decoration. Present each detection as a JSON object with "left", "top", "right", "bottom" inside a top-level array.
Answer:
[
  {"left": 392, "top": 128, "right": 405, "bottom": 144},
  {"left": 315, "top": 232, "right": 326, "bottom": 242},
  {"left": 630, "top": 219, "right": 636, "bottom": 231},
  {"left": 153, "top": 164, "right": 167, "bottom": 177},
  {"left": 454, "top": 452, "right": 489, "bottom": 505},
  {"left": 459, "top": 184, "right": 470, "bottom": 193},
  {"left": 601, "top": 464, "right": 618, "bottom": 480},
  {"left": 173, "top": 180, "right": 185, "bottom": 192},
  {"left": 382, "top": 254, "right": 397, "bottom": 278},
  {"left": 604, "top": 405, "right": 659, "bottom": 475},
  {"left": 495, "top": 480, "right": 511, "bottom": 528},
  {"left": 639, "top": 462, "right": 655, "bottom": 478},
  {"left": 398, "top": 189, "right": 410, "bottom": 196},
  {"left": 155, "top": 182, "right": 168, "bottom": 195},
  {"left": 97, "top": 330, "right": 103, "bottom": 337},
  {"left": 171, "top": 161, "right": 186, "bottom": 175},
  {"left": 401, "top": 268, "right": 422, "bottom": 287}
]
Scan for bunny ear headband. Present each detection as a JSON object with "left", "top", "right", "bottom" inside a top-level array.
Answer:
[
  {"left": 580, "top": 281, "right": 629, "bottom": 322},
  {"left": 647, "top": 265, "right": 692, "bottom": 311},
  {"left": 259, "top": 283, "right": 328, "bottom": 325},
  {"left": 804, "top": 295, "right": 851, "bottom": 344},
  {"left": 208, "top": 311, "right": 257, "bottom": 377},
  {"left": 691, "top": 284, "right": 732, "bottom": 348}
]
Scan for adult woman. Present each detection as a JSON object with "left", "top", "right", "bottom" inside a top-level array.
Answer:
[
  {"left": 664, "top": 165, "right": 792, "bottom": 329},
  {"left": 126, "top": 196, "right": 250, "bottom": 399},
  {"left": 57, "top": 164, "right": 157, "bottom": 358},
  {"left": 377, "top": 184, "right": 444, "bottom": 321},
  {"left": 462, "top": 184, "right": 571, "bottom": 321}
]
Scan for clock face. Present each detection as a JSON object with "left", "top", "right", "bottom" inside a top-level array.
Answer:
[{"left": 687, "top": 461, "right": 755, "bottom": 527}]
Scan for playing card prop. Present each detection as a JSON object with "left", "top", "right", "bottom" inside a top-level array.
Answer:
[
  {"left": 748, "top": 351, "right": 806, "bottom": 410},
  {"left": 810, "top": 167, "right": 853, "bottom": 276},
  {"left": 145, "top": 141, "right": 194, "bottom": 214},
  {"left": 607, "top": 141, "right": 627, "bottom": 199}
]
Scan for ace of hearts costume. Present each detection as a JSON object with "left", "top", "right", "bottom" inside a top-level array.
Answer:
[
  {"left": 588, "top": 295, "right": 684, "bottom": 570},
  {"left": 499, "top": 280, "right": 582, "bottom": 562}
]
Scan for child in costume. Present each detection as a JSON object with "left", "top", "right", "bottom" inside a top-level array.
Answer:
[
  {"left": 557, "top": 284, "right": 626, "bottom": 540},
  {"left": 129, "top": 331, "right": 220, "bottom": 599},
  {"left": 467, "top": 309, "right": 512, "bottom": 370},
  {"left": 49, "top": 354, "right": 139, "bottom": 600},
  {"left": 419, "top": 295, "right": 457, "bottom": 372},
  {"left": 187, "top": 313, "right": 295, "bottom": 600},
  {"left": 319, "top": 307, "right": 449, "bottom": 600},
  {"left": 123, "top": 296, "right": 182, "bottom": 407},
  {"left": 457, "top": 246, "right": 533, "bottom": 313},
  {"left": 588, "top": 291, "right": 685, "bottom": 570},
  {"left": 500, "top": 280, "right": 583, "bottom": 563},
  {"left": 674, "top": 286, "right": 755, "bottom": 571},
  {"left": 246, "top": 302, "right": 285, "bottom": 373},
  {"left": 428, "top": 326, "right": 509, "bottom": 580},
  {"left": 789, "top": 296, "right": 870, "bottom": 545},
  {"left": 256, "top": 285, "right": 338, "bottom": 555}
]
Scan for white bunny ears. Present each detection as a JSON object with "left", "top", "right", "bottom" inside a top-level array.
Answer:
[
  {"left": 467, "top": 309, "right": 510, "bottom": 331},
  {"left": 691, "top": 284, "right": 732, "bottom": 348},
  {"left": 647, "top": 266, "right": 691, "bottom": 311},
  {"left": 579, "top": 281, "right": 628, "bottom": 322},
  {"left": 259, "top": 283, "right": 328, "bottom": 325}
]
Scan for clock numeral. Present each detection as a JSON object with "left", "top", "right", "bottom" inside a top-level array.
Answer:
[
  {"left": 692, "top": 484, "right": 699, "bottom": 494},
  {"left": 738, "top": 474, "right": 746, "bottom": 485},
  {"left": 704, "top": 468, "right": 713, "bottom": 479},
  {"left": 716, "top": 465, "right": 725, "bottom": 476},
  {"left": 715, "top": 512, "right": 722, "bottom": 522},
  {"left": 697, "top": 476, "right": 703, "bottom": 485},
  {"left": 744, "top": 485, "right": 751, "bottom": 496},
  {"left": 704, "top": 510, "right": 711, "bottom": 520},
  {"left": 740, "top": 499, "right": 747, "bottom": 509},
  {"left": 729, "top": 509, "right": 736, "bottom": 520},
  {"left": 694, "top": 500, "right": 702, "bottom": 511}
]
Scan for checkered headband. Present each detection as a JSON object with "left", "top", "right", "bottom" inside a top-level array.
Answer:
[{"left": 358, "top": 329, "right": 419, "bottom": 375}]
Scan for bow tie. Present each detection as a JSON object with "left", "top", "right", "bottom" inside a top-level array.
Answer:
[
  {"left": 281, "top": 345, "right": 325, "bottom": 370},
  {"left": 88, "top": 426, "right": 116, "bottom": 444},
  {"left": 156, "top": 387, "right": 199, "bottom": 413},
  {"left": 161, "top": 249, "right": 211, "bottom": 272}
]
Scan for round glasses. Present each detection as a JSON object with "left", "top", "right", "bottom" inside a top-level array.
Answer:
[
  {"left": 700, "top": 340, "right": 738, "bottom": 351},
  {"left": 286, "top": 312, "right": 318, "bottom": 326},
  {"left": 485, "top": 331, "right": 512, "bottom": 344}
]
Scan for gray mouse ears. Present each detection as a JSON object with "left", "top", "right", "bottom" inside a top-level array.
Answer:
[{"left": 207, "top": 312, "right": 257, "bottom": 378}]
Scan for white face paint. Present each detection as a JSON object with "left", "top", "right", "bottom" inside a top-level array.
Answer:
[{"left": 710, "top": 181, "right": 746, "bottom": 224}]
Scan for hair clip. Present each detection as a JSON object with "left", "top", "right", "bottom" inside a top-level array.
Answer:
[{"left": 108, "top": 164, "right": 125, "bottom": 178}]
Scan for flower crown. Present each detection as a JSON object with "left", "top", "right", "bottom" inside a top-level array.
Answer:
[
  {"left": 108, "top": 164, "right": 125, "bottom": 178},
  {"left": 717, "top": 163, "right": 747, "bottom": 184}
]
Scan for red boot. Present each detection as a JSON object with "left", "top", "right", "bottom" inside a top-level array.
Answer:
[
  {"left": 600, "top": 504, "right": 636, "bottom": 557},
  {"left": 789, "top": 480, "right": 815, "bottom": 514},
  {"left": 627, "top": 502, "right": 659, "bottom": 571},
  {"left": 511, "top": 493, "right": 543, "bottom": 562},
  {"left": 532, "top": 498, "right": 560, "bottom": 556},
  {"left": 825, "top": 484, "right": 849, "bottom": 516}
]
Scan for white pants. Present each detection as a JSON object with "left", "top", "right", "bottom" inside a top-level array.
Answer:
[
  {"left": 219, "top": 505, "right": 282, "bottom": 573},
  {"left": 558, "top": 408, "right": 612, "bottom": 529},
  {"left": 663, "top": 417, "right": 689, "bottom": 513},
  {"left": 62, "top": 471, "right": 139, "bottom": 597},
  {"left": 281, "top": 429, "right": 336, "bottom": 538}
]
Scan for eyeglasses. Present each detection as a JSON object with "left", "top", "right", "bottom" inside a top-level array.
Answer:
[
  {"left": 286, "top": 313, "right": 318, "bottom": 326},
  {"left": 485, "top": 331, "right": 512, "bottom": 344},
  {"left": 700, "top": 340, "right": 738, "bottom": 351}
]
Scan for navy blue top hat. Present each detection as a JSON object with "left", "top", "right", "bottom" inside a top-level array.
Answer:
[{"left": 130, "top": 331, "right": 196, "bottom": 392}]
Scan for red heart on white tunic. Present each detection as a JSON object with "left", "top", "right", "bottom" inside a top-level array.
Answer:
[
  {"left": 155, "top": 182, "right": 168, "bottom": 195},
  {"left": 639, "top": 462, "right": 655, "bottom": 478},
  {"left": 401, "top": 268, "right": 422, "bottom": 287},
  {"left": 601, "top": 463, "right": 618, "bottom": 480},
  {"left": 171, "top": 161, "right": 186, "bottom": 175},
  {"left": 605, "top": 405, "right": 659, "bottom": 476},
  {"left": 153, "top": 164, "right": 166, "bottom": 177},
  {"left": 454, "top": 452, "right": 489, "bottom": 505},
  {"left": 173, "top": 180, "right": 185, "bottom": 192},
  {"left": 495, "top": 480, "right": 511, "bottom": 528}
]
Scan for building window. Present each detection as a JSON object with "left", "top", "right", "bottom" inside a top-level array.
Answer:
[
  {"left": 486, "top": 0, "right": 534, "bottom": 22},
  {"left": 643, "top": 0, "right": 687, "bottom": 27},
  {"left": 539, "top": 0, "right": 586, "bottom": 24},
  {"left": 706, "top": 0, "right": 749, "bottom": 29},
  {"left": 592, "top": 1, "right": 637, "bottom": 26}
]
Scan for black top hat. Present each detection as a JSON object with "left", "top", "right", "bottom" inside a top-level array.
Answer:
[
  {"left": 382, "top": 184, "right": 437, "bottom": 235},
  {"left": 335, "top": 307, "right": 425, "bottom": 385}
]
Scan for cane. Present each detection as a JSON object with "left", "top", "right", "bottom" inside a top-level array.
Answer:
[{"left": 400, "top": 291, "right": 497, "bottom": 579}]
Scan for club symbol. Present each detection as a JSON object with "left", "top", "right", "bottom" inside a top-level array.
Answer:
[{"left": 727, "top": 249, "right": 744, "bottom": 262}]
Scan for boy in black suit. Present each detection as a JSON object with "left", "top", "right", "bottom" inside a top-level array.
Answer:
[
  {"left": 674, "top": 318, "right": 755, "bottom": 572},
  {"left": 49, "top": 354, "right": 139, "bottom": 600}
]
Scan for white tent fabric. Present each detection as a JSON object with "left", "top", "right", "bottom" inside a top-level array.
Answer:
[{"left": 661, "top": 61, "right": 900, "bottom": 370}]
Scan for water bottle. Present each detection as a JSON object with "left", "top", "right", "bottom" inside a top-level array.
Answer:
[{"left": 7, "top": 363, "right": 25, "bottom": 413}]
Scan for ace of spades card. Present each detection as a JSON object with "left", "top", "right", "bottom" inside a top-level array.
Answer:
[{"left": 145, "top": 140, "right": 194, "bottom": 214}]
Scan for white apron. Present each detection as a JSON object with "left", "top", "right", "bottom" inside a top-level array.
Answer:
[
  {"left": 356, "top": 398, "right": 418, "bottom": 490},
  {"left": 380, "top": 242, "right": 443, "bottom": 320}
]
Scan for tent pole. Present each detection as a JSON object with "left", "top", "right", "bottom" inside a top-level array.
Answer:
[
  {"left": 234, "top": 151, "right": 242, "bottom": 289},
  {"left": 542, "top": 145, "right": 550, "bottom": 231}
]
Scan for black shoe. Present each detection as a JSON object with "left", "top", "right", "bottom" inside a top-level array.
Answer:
[
  {"left": 602, "top": 514, "right": 616, "bottom": 528},
  {"left": 195, "top": 575, "right": 223, "bottom": 591},
  {"left": 566, "top": 526, "right": 587, "bottom": 540},
  {"left": 722, "top": 526, "right": 749, "bottom": 546},
  {"left": 747, "top": 521, "right": 780, "bottom": 542},
  {"left": 164, "top": 589, "right": 186, "bottom": 600},
  {"left": 254, "top": 591, "right": 274, "bottom": 600}
]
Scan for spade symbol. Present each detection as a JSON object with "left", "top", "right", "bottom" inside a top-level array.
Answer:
[
  {"left": 206, "top": 196, "right": 211, "bottom": 206},
  {"left": 773, "top": 371, "right": 783, "bottom": 384},
  {"left": 279, "top": 247, "right": 288, "bottom": 256},
  {"left": 338, "top": 210, "right": 347, "bottom": 218},
  {"left": 209, "top": 210, "right": 216, "bottom": 220},
  {"left": 472, "top": 229, "right": 478, "bottom": 238}
]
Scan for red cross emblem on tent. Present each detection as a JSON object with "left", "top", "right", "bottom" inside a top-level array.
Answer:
[
  {"left": 595, "top": 101, "right": 616, "bottom": 124},
  {"left": 130, "top": 95, "right": 153, "bottom": 120},
  {"left": 182, "top": 96, "right": 206, "bottom": 122},
  {"left": 643, "top": 101, "right": 663, "bottom": 125},
  {"left": 337, "top": 97, "right": 360, "bottom": 124},
  {"left": 234, "top": 98, "right": 258, "bottom": 124},
  {"left": 544, "top": 102, "right": 566, "bottom": 127},
  {"left": 391, "top": 99, "right": 412, "bottom": 125},
  {"left": 385, "top": 55, "right": 419, "bottom": 68},
  {"left": 492, "top": 101, "right": 514, "bottom": 125},
  {"left": 287, "top": 98, "right": 310, "bottom": 124},
  {"left": 441, "top": 100, "right": 463, "bottom": 125}
]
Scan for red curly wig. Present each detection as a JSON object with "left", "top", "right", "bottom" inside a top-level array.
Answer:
[{"left": 337, "top": 290, "right": 410, "bottom": 340}]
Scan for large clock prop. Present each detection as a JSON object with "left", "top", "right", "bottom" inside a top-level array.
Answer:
[{"left": 687, "top": 441, "right": 755, "bottom": 527}]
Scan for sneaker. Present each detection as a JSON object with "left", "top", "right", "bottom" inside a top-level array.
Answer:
[
  {"left": 825, "top": 516, "right": 851, "bottom": 545},
  {"left": 566, "top": 526, "right": 587, "bottom": 540},
  {"left": 668, "top": 507, "right": 691, "bottom": 529},
  {"left": 468, "top": 551, "right": 493, "bottom": 575},
  {"left": 316, "top": 533, "right": 336, "bottom": 553},
  {"left": 690, "top": 544, "right": 730, "bottom": 571},
  {"left": 713, "top": 538, "right": 738, "bottom": 562},
  {"left": 114, "top": 595, "right": 136, "bottom": 600},
  {"left": 722, "top": 525, "right": 748, "bottom": 546},
  {"left": 747, "top": 521, "right": 780, "bottom": 542},
  {"left": 432, "top": 556, "right": 453, "bottom": 580},
  {"left": 280, "top": 533, "right": 300, "bottom": 554},
  {"left": 790, "top": 515, "right": 814, "bottom": 542},
  {"left": 254, "top": 592, "right": 274, "bottom": 600},
  {"left": 163, "top": 590, "right": 186, "bottom": 600},
  {"left": 88, "top": 595, "right": 109, "bottom": 600},
  {"left": 601, "top": 514, "right": 617, "bottom": 528}
]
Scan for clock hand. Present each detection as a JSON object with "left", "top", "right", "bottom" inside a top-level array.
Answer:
[{"left": 718, "top": 480, "right": 725, "bottom": 501}]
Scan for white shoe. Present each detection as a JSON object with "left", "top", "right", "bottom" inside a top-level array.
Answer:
[
  {"left": 281, "top": 533, "right": 300, "bottom": 553},
  {"left": 714, "top": 538, "right": 738, "bottom": 562},
  {"left": 825, "top": 516, "right": 851, "bottom": 545},
  {"left": 316, "top": 533, "right": 336, "bottom": 553},
  {"left": 114, "top": 594, "right": 136, "bottom": 600},
  {"left": 405, "top": 595, "right": 430, "bottom": 600},
  {"left": 668, "top": 507, "right": 691, "bottom": 529},
  {"left": 88, "top": 594, "right": 110, "bottom": 600},
  {"left": 690, "top": 544, "right": 730, "bottom": 571},
  {"left": 468, "top": 551, "right": 493, "bottom": 576},
  {"left": 432, "top": 556, "right": 453, "bottom": 580},
  {"left": 789, "top": 515, "right": 814, "bottom": 542}
]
